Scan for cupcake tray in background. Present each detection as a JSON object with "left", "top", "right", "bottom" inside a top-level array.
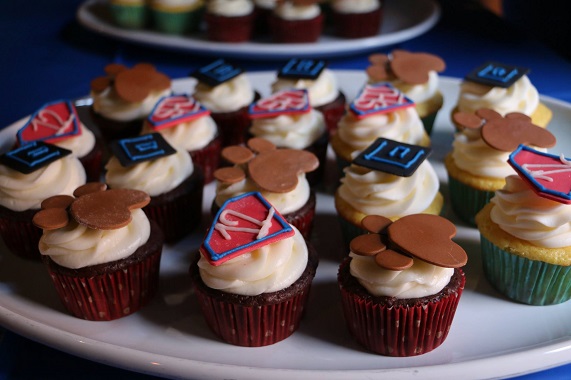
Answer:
[
  {"left": 1, "top": 71, "right": 571, "bottom": 380},
  {"left": 76, "top": 0, "right": 440, "bottom": 59}
]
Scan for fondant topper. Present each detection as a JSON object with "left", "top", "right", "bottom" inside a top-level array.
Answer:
[
  {"left": 190, "top": 59, "right": 244, "bottom": 88},
  {"left": 277, "top": 58, "right": 326, "bottom": 80},
  {"left": 17, "top": 100, "right": 82, "bottom": 146},
  {"left": 147, "top": 94, "right": 210, "bottom": 131},
  {"left": 464, "top": 61, "right": 529, "bottom": 88},
  {"left": 367, "top": 50, "right": 446, "bottom": 85},
  {"left": 0, "top": 141, "right": 71, "bottom": 174},
  {"left": 109, "top": 133, "right": 176, "bottom": 167},
  {"left": 352, "top": 138, "right": 432, "bottom": 177},
  {"left": 249, "top": 89, "right": 311, "bottom": 119},
  {"left": 508, "top": 145, "right": 571, "bottom": 204},
  {"left": 200, "top": 192, "right": 294, "bottom": 266},
  {"left": 348, "top": 83, "right": 414, "bottom": 119}
]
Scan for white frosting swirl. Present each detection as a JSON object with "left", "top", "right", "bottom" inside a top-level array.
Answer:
[
  {"left": 0, "top": 156, "right": 86, "bottom": 212},
  {"left": 271, "top": 69, "right": 340, "bottom": 108},
  {"left": 490, "top": 175, "right": 571, "bottom": 248},
  {"left": 91, "top": 87, "right": 171, "bottom": 122},
  {"left": 207, "top": 0, "right": 254, "bottom": 15},
  {"left": 215, "top": 173, "right": 310, "bottom": 215},
  {"left": 387, "top": 71, "right": 440, "bottom": 104},
  {"left": 337, "top": 107, "right": 426, "bottom": 154},
  {"left": 337, "top": 161, "right": 439, "bottom": 218},
  {"left": 349, "top": 253, "right": 454, "bottom": 298},
  {"left": 249, "top": 109, "right": 326, "bottom": 150},
  {"left": 39, "top": 209, "right": 151, "bottom": 269},
  {"left": 105, "top": 145, "right": 193, "bottom": 197},
  {"left": 198, "top": 225, "right": 308, "bottom": 296},
  {"left": 332, "top": 0, "right": 379, "bottom": 13},
  {"left": 457, "top": 75, "right": 540, "bottom": 117},
  {"left": 193, "top": 73, "right": 255, "bottom": 113},
  {"left": 54, "top": 123, "right": 96, "bottom": 159},
  {"left": 274, "top": 2, "right": 321, "bottom": 20},
  {"left": 141, "top": 115, "right": 217, "bottom": 151}
]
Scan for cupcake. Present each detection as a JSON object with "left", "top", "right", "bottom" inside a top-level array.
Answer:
[
  {"left": 270, "top": 0, "right": 324, "bottom": 43},
  {"left": 330, "top": 83, "right": 430, "bottom": 174},
  {"left": 476, "top": 146, "right": 571, "bottom": 306},
  {"left": 190, "top": 191, "right": 319, "bottom": 346},
  {"left": 452, "top": 61, "right": 552, "bottom": 129},
  {"left": 366, "top": 50, "right": 446, "bottom": 135},
  {"left": 212, "top": 137, "right": 319, "bottom": 239},
  {"left": 90, "top": 63, "right": 172, "bottom": 142},
  {"left": 33, "top": 183, "right": 164, "bottom": 320},
  {"left": 149, "top": 0, "right": 204, "bottom": 34},
  {"left": 335, "top": 138, "right": 443, "bottom": 248},
  {"left": 105, "top": 133, "right": 204, "bottom": 243},
  {"left": 271, "top": 58, "right": 346, "bottom": 134},
  {"left": 109, "top": 0, "right": 148, "bottom": 29},
  {"left": 141, "top": 94, "right": 222, "bottom": 184},
  {"left": 330, "top": 0, "right": 383, "bottom": 39},
  {"left": 445, "top": 108, "right": 555, "bottom": 226},
  {"left": 248, "top": 88, "right": 328, "bottom": 186},
  {"left": 191, "top": 59, "right": 259, "bottom": 147},
  {"left": 338, "top": 214, "right": 467, "bottom": 356},
  {"left": 15, "top": 100, "right": 104, "bottom": 182},
  {"left": 204, "top": 0, "right": 255, "bottom": 42},
  {"left": 0, "top": 142, "right": 86, "bottom": 260},
  {"left": 253, "top": 0, "right": 277, "bottom": 34}
]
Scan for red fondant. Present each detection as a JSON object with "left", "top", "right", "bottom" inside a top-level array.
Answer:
[
  {"left": 349, "top": 84, "right": 414, "bottom": 119},
  {"left": 148, "top": 95, "right": 210, "bottom": 131},
  {"left": 18, "top": 100, "right": 82, "bottom": 145},
  {"left": 249, "top": 89, "right": 310, "bottom": 119}
]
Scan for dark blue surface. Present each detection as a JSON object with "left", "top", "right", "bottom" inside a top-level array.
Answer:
[{"left": 1, "top": 1, "right": 571, "bottom": 379}]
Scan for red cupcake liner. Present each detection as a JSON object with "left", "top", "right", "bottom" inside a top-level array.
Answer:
[
  {"left": 0, "top": 206, "right": 43, "bottom": 261},
  {"left": 211, "top": 107, "right": 251, "bottom": 148},
  {"left": 332, "top": 8, "right": 383, "bottom": 39},
  {"left": 42, "top": 224, "right": 163, "bottom": 321},
  {"left": 305, "top": 130, "right": 329, "bottom": 187},
  {"left": 189, "top": 133, "right": 222, "bottom": 185},
  {"left": 79, "top": 136, "right": 105, "bottom": 182},
  {"left": 270, "top": 14, "right": 324, "bottom": 43},
  {"left": 316, "top": 92, "right": 347, "bottom": 134},
  {"left": 205, "top": 13, "right": 255, "bottom": 42},
  {"left": 144, "top": 170, "right": 204, "bottom": 243},
  {"left": 338, "top": 260, "right": 465, "bottom": 356}
]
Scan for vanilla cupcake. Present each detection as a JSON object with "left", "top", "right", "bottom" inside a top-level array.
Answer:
[
  {"left": 453, "top": 61, "right": 552, "bottom": 129},
  {"left": 149, "top": 0, "right": 204, "bottom": 34},
  {"left": 109, "top": 0, "right": 148, "bottom": 29}
]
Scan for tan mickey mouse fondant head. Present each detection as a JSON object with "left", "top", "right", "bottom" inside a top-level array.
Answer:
[
  {"left": 33, "top": 182, "right": 151, "bottom": 231},
  {"left": 453, "top": 108, "right": 556, "bottom": 151},
  {"left": 214, "top": 137, "right": 319, "bottom": 193},
  {"left": 90, "top": 63, "right": 171, "bottom": 103},
  {"left": 350, "top": 214, "right": 467, "bottom": 270},
  {"left": 367, "top": 50, "right": 446, "bottom": 85}
]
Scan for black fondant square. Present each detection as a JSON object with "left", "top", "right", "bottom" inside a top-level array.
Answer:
[
  {"left": 352, "top": 138, "right": 432, "bottom": 177},
  {"left": 0, "top": 141, "right": 71, "bottom": 174},
  {"left": 277, "top": 58, "right": 326, "bottom": 80},
  {"left": 110, "top": 133, "right": 176, "bottom": 167},
  {"left": 190, "top": 59, "right": 243, "bottom": 87},
  {"left": 465, "top": 61, "right": 529, "bottom": 88}
]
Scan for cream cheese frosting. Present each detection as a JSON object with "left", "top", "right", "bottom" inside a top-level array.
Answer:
[
  {"left": 270, "top": 69, "right": 340, "bottom": 108},
  {"left": 198, "top": 225, "right": 308, "bottom": 296},
  {"left": 249, "top": 109, "right": 326, "bottom": 150},
  {"left": 206, "top": 0, "right": 254, "bottom": 16},
  {"left": 490, "top": 175, "right": 571, "bottom": 248},
  {"left": 274, "top": 2, "right": 321, "bottom": 20},
  {"left": 193, "top": 73, "right": 255, "bottom": 113},
  {"left": 91, "top": 87, "right": 171, "bottom": 122},
  {"left": 0, "top": 156, "right": 86, "bottom": 212},
  {"left": 54, "top": 123, "right": 97, "bottom": 159},
  {"left": 39, "top": 209, "right": 151, "bottom": 269},
  {"left": 337, "top": 107, "right": 426, "bottom": 154},
  {"left": 215, "top": 173, "right": 310, "bottom": 215},
  {"left": 332, "top": 0, "right": 380, "bottom": 13},
  {"left": 349, "top": 252, "right": 454, "bottom": 298},
  {"left": 337, "top": 161, "right": 440, "bottom": 218},
  {"left": 105, "top": 145, "right": 193, "bottom": 197},
  {"left": 141, "top": 114, "right": 217, "bottom": 151},
  {"left": 457, "top": 75, "right": 540, "bottom": 117}
]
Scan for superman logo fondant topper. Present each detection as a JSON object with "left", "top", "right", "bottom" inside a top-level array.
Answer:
[
  {"left": 249, "top": 89, "right": 310, "bottom": 119},
  {"left": 17, "top": 100, "right": 82, "bottom": 146},
  {"left": 147, "top": 94, "right": 210, "bottom": 130},
  {"left": 349, "top": 83, "right": 414, "bottom": 119}
]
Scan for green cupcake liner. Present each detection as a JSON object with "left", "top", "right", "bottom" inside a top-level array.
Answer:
[
  {"left": 480, "top": 235, "right": 571, "bottom": 305},
  {"left": 420, "top": 111, "right": 439, "bottom": 136},
  {"left": 110, "top": 4, "right": 147, "bottom": 29},
  {"left": 447, "top": 175, "right": 494, "bottom": 226},
  {"left": 151, "top": 7, "right": 203, "bottom": 34}
]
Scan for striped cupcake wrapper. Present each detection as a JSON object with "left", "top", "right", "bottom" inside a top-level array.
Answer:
[{"left": 448, "top": 175, "right": 494, "bottom": 226}]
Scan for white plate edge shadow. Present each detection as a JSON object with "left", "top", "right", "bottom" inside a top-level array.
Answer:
[
  {"left": 76, "top": 0, "right": 441, "bottom": 59},
  {"left": 0, "top": 72, "right": 570, "bottom": 380}
]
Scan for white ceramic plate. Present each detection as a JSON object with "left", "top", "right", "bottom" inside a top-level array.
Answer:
[
  {"left": 1, "top": 71, "right": 571, "bottom": 380},
  {"left": 76, "top": 0, "right": 440, "bottom": 59}
]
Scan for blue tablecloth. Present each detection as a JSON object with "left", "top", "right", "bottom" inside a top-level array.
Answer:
[{"left": 1, "top": 1, "right": 571, "bottom": 379}]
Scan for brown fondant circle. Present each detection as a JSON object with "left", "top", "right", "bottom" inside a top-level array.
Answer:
[
  {"left": 247, "top": 137, "right": 276, "bottom": 153},
  {"left": 114, "top": 65, "right": 171, "bottom": 103},
  {"left": 221, "top": 146, "right": 255, "bottom": 165},
  {"left": 375, "top": 249, "right": 414, "bottom": 271},
  {"left": 481, "top": 118, "right": 556, "bottom": 152},
  {"left": 453, "top": 111, "right": 483, "bottom": 130},
  {"left": 361, "top": 214, "right": 392, "bottom": 234},
  {"left": 213, "top": 166, "right": 246, "bottom": 184},
  {"left": 74, "top": 182, "right": 107, "bottom": 198},
  {"left": 41, "top": 195, "right": 74, "bottom": 210},
  {"left": 90, "top": 76, "right": 111, "bottom": 93},
  {"left": 391, "top": 50, "right": 445, "bottom": 85},
  {"left": 33, "top": 208, "right": 70, "bottom": 230},
  {"left": 350, "top": 233, "right": 386, "bottom": 256}
]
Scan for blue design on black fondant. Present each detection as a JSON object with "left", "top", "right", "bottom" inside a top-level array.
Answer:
[
  {"left": 111, "top": 133, "right": 176, "bottom": 167},
  {"left": 191, "top": 59, "right": 243, "bottom": 87},
  {"left": 0, "top": 141, "right": 71, "bottom": 174},
  {"left": 352, "top": 138, "right": 432, "bottom": 177},
  {"left": 465, "top": 61, "right": 529, "bottom": 88},
  {"left": 278, "top": 58, "right": 326, "bottom": 80}
]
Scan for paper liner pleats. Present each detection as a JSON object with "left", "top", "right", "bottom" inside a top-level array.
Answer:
[
  {"left": 189, "top": 134, "right": 222, "bottom": 184},
  {"left": 447, "top": 175, "right": 495, "bottom": 227},
  {"left": 0, "top": 207, "right": 42, "bottom": 261}
]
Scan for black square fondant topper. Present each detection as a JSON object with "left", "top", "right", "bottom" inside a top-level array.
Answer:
[
  {"left": 465, "top": 61, "right": 530, "bottom": 88},
  {"left": 0, "top": 141, "right": 71, "bottom": 174},
  {"left": 191, "top": 59, "right": 244, "bottom": 87},
  {"left": 277, "top": 58, "right": 327, "bottom": 80},
  {"left": 110, "top": 133, "right": 176, "bottom": 167},
  {"left": 352, "top": 138, "right": 432, "bottom": 177}
]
